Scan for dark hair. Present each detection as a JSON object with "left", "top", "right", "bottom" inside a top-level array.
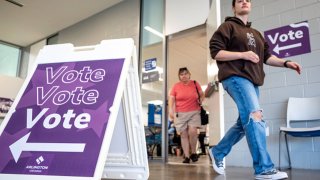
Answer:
[{"left": 178, "top": 67, "right": 190, "bottom": 75}]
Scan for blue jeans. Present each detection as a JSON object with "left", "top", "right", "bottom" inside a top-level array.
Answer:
[{"left": 212, "top": 75, "right": 274, "bottom": 175}]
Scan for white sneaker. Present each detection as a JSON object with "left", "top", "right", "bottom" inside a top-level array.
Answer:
[
  {"left": 255, "top": 169, "right": 288, "bottom": 180},
  {"left": 209, "top": 147, "right": 225, "bottom": 175}
]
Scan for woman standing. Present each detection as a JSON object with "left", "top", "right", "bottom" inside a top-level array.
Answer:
[
  {"left": 169, "top": 67, "right": 204, "bottom": 163},
  {"left": 208, "top": 0, "right": 301, "bottom": 179}
]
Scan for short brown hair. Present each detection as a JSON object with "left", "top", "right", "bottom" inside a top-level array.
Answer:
[{"left": 178, "top": 67, "right": 190, "bottom": 75}]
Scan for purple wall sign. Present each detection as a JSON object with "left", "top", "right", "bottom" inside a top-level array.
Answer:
[
  {"left": 0, "top": 59, "right": 124, "bottom": 177},
  {"left": 264, "top": 21, "right": 311, "bottom": 58}
]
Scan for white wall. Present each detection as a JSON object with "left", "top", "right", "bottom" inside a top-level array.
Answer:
[
  {"left": 57, "top": 0, "right": 140, "bottom": 47},
  {"left": 220, "top": 0, "right": 320, "bottom": 169},
  {"left": 165, "top": 0, "right": 209, "bottom": 35},
  {"left": 28, "top": 40, "right": 46, "bottom": 75}
]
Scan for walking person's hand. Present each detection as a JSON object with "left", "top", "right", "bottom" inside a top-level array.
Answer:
[
  {"left": 241, "top": 51, "right": 259, "bottom": 63},
  {"left": 169, "top": 111, "right": 174, "bottom": 121},
  {"left": 286, "top": 61, "right": 302, "bottom": 75}
]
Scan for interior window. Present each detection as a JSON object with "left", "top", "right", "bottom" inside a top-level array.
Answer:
[{"left": 0, "top": 42, "right": 21, "bottom": 77}]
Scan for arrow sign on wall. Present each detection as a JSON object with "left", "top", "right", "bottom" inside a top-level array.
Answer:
[
  {"left": 264, "top": 21, "right": 311, "bottom": 58},
  {"left": 9, "top": 132, "right": 86, "bottom": 162},
  {"left": 273, "top": 43, "right": 302, "bottom": 54}
]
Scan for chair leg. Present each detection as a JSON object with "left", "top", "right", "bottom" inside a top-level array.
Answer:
[
  {"left": 284, "top": 134, "right": 292, "bottom": 169},
  {"left": 279, "top": 131, "right": 282, "bottom": 170}
]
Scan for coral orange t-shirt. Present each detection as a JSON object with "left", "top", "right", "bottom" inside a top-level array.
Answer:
[{"left": 170, "top": 80, "right": 201, "bottom": 112}]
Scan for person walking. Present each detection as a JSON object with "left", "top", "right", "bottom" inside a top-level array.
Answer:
[
  {"left": 208, "top": 0, "right": 302, "bottom": 179},
  {"left": 169, "top": 67, "right": 204, "bottom": 163}
]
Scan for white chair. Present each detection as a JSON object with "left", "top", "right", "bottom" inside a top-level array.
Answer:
[{"left": 279, "top": 97, "right": 320, "bottom": 169}]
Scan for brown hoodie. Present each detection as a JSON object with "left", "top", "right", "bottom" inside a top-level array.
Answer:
[{"left": 209, "top": 17, "right": 271, "bottom": 86}]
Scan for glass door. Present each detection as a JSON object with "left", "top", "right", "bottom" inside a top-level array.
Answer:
[{"left": 140, "top": 0, "right": 165, "bottom": 161}]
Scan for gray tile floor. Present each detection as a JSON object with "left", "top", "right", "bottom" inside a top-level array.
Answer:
[{"left": 147, "top": 155, "right": 320, "bottom": 180}]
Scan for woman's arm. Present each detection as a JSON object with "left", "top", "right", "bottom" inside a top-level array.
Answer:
[
  {"left": 197, "top": 83, "right": 205, "bottom": 103},
  {"left": 168, "top": 96, "right": 175, "bottom": 120}
]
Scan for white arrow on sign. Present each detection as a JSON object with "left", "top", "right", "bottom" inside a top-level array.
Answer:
[
  {"left": 273, "top": 43, "right": 302, "bottom": 54},
  {"left": 9, "top": 132, "right": 86, "bottom": 162}
]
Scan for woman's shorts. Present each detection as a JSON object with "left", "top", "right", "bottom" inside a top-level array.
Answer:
[{"left": 175, "top": 110, "right": 201, "bottom": 133}]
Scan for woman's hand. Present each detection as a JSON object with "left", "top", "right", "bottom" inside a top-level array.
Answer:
[{"left": 169, "top": 111, "right": 174, "bottom": 120}]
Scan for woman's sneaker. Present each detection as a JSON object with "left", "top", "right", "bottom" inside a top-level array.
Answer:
[
  {"left": 209, "top": 147, "right": 225, "bottom": 175},
  {"left": 255, "top": 169, "right": 288, "bottom": 179}
]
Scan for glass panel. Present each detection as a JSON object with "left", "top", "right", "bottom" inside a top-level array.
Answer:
[
  {"left": 140, "top": 0, "right": 164, "bottom": 160},
  {"left": 0, "top": 43, "right": 20, "bottom": 77}
]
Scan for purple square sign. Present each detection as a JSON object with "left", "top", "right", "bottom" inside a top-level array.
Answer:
[
  {"left": 0, "top": 59, "right": 124, "bottom": 177},
  {"left": 264, "top": 21, "right": 311, "bottom": 58}
]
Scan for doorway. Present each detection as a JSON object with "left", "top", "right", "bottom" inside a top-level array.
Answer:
[{"left": 166, "top": 25, "right": 211, "bottom": 165}]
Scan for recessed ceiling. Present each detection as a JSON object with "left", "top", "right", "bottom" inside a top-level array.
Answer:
[{"left": 0, "top": 0, "right": 123, "bottom": 47}]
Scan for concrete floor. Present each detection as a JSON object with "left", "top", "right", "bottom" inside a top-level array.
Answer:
[{"left": 147, "top": 155, "right": 320, "bottom": 180}]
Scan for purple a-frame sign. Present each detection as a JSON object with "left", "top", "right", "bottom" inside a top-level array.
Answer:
[
  {"left": 0, "top": 39, "right": 149, "bottom": 180},
  {"left": 0, "top": 59, "right": 123, "bottom": 176}
]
